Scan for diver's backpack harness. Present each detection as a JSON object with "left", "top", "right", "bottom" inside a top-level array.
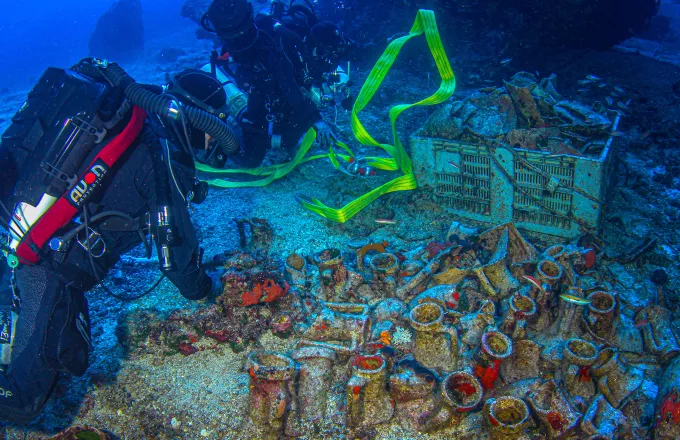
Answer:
[
  {"left": 3, "top": 58, "right": 241, "bottom": 269},
  {"left": 13, "top": 106, "right": 146, "bottom": 265},
  {"left": 0, "top": 68, "right": 146, "bottom": 373},
  {"left": 1, "top": 65, "right": 147, "bottom": 267}
]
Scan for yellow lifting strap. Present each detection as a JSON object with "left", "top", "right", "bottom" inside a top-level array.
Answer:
[{"left": 196, "top": 9, "right": 455, "bottom": 221}]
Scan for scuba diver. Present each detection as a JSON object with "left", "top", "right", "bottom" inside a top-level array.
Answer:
[
  {"left": 0, "top": 59, "right": 234, "bottom": 423},
  {"left": 200, "top": 0, "right": 363, "bottom": 168}
]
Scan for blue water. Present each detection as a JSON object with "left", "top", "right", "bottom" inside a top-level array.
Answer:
[{"left": 0, "top": 0, "right": 193, "bottom": 90}]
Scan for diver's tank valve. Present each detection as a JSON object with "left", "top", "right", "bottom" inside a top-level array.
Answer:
[
  {"left": 202, "top": 60, "right": 248, "bottom": 123},
  {"left": 154, "top": 205, "right": 176, "bottom": 272}
]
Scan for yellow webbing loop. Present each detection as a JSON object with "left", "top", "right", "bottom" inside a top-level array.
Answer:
[
  {"left": 197, "top": 10, "right": 455, "bottom": 221},
  {"left": 195, "top": 129, "right": 318, "bottom": 188},
  {"left": 299, "top": 9, "right": 455, "bottom": 221}
]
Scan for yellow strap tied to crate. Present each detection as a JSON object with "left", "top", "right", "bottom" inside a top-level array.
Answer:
[{"left": 196, "top": 9, "right": 455, "bottom": 222}]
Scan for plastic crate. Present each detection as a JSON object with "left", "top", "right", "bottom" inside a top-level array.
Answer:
[{"left": 410, "top": 126, "right": 618, "bottom": 240}]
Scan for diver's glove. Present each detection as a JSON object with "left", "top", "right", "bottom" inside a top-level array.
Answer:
[
  {"left": 208, "top": 271, "right": 224, "bottom": 298},
  {"left": 313, "top": 120, "right": 336, "bottom": 148},
  {"left": 195, "top": 270, "right": 224, "bottom": 303}
]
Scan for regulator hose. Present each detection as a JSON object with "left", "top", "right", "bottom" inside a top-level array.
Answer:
[
  {"left": 73, "top": 59, "right": 240, "bottom": 155},
  {"left": 182, "top": 105, "right": 239, "bottom": 154}
]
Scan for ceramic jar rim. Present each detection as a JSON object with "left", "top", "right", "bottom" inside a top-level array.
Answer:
[
  {"left": 591, "top": 347, "right": 618, "bottom": 375},
  {"left": 511, "top": 294, "right": 537, "bottom": 315},
  {"left": 537, "top": 259, "right": 563, "bottom": 279},
  {"left": 352, "top": 354, "right": 385, "bottom": 374},
  {"left": 482, "top": 331, "right": 513, "bottom": 359},
  {"left": 292, "top": 346, "right": 337, "bottom": 362},
  {"left": 443, "top": 371, "right": 483, "bottom": 409},
  {"left": 564, "top": 338, "right": 598, "bottom": 365},
  {"left": 488, "top": 396, "right": 529, "bottom": 428},
  {"left": 248, "top": 352, "right": 296, "bottom": 380},
  {"left": 286, "top": 253, "right": 306, "bottom": 271},
  {"left": 409, "top": 302, "right": 444, "bottom": 328},
  {"left": 369, "top": 252, "right": 399, "bottom": 272},
  {"left": 587, "top": 291, "right": 616, "bottom": 314},
  {"left": 545, "top": 245, "right": 565, "bottom": 258}
]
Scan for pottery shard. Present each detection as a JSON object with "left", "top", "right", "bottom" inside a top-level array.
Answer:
[
  {"left": 539, "top": 74, "right": 562, "bottom": 101},
  {"left": 466, "top": 93, "right": 518, "bottom": 137},
  {"left": 504, "top": 78, "right": 545, "bottom": 129},
  {"left": 501, "top": 339, "right": 541, "bottom": 383},
  {"left": 422, "top": 103, "right": 465, "bottom": 139},
  {"left": 554, "top": 101, "right": 612, "bottom": 128},
  {"left": 504, "top": 127, "right": 561, "bottom": 151},
  {"left": 478, "top": 222, "right": 538, "bottom": 264}
]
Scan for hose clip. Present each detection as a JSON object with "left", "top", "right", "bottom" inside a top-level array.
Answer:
[
  {"left": 167, "top": 100, "right": 181, "bottom": 121},
  {"left": 91, "top": 57, "right": 110, "bottom": 69},
  {"left": 344, "top": 157, "right": 376, "bottom": 177},
  {"left": 76, "top": 227, "right": 106, "bottom": 258}
]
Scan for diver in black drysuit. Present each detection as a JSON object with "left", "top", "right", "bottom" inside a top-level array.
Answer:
[
  {"left": 203, "top": 0, "right": 364, "bottom": 167},
  {"left": 0, "top": 70, "right": 223, "bottom": 424},
  {"left": 227, "top": 34, "right": 325, "bottom": 168}
]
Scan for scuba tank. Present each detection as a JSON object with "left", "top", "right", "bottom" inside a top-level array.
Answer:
[
  {"left": 199, "top": 58, "right": 249, "bottom": 166},
  {"left": 201, "top": 60, "right": 248, "bottom": 124}
]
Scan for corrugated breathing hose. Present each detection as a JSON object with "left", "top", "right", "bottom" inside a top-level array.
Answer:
[{"left": 72, "top": 59, "right": 240, "bottom": 155}]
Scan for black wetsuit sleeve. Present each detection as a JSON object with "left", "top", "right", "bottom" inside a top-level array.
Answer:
[
  {"left": 136, "top": 134, "right": 211, "bottom": 301},
  {"left": 275, "top": 57, "right": 322, "bottom": 127}
]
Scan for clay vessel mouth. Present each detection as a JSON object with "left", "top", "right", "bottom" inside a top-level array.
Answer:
[
  {"left": 511, "top": 294, "right": 536, "bottom": 315},
  {"left": 248, "top": 352, "right": 295, "bottom": 380},
  {"left": 482, "top": 331, "right": 513, "bottom": 360},
  {"left": 347, "top": 236, "right": 369, "bottom": 250},
  {"left": 443, "top": 371, "right": 483, "bottom": 410},
  {"left": 286, "top": 253, "right": 306, "bottom": 271},
  {"left": 591, "top": 347, "right": 617, "bottom": 376},
  {"left": 537, "top": 259, "right": 562, "bottom": 280},
  {"left": 410, "top": 303, "right": 444, "bottom": 327},
  {"left": 353, "top": 354, "right": 385, "bottom": 373},
  {"left": 587, "top": 291, "right": 616, "bottom": 314},
  {"left": 488, "top": 396, "right": 529, "bottom": 429},
  {"left": 370, "top": 252, "right": 399, "bottom": 273},
  {"left": 545, "top": 245, "right": 565, "bottom": 258},
  {"left": 313, "top": 248, "right": 343, "bottom": 269},
  {"left": 292, "top": 346, "right": 336, "bottom": 362},
  {"left": 564, "top": 338, "right": 598, "bottom": 365}
]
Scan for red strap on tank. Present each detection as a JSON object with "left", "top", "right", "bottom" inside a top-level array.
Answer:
[{"left": 16, "top": 106, "right": 147, "bottom": 264}]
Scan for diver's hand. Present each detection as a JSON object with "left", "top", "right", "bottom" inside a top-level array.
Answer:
[
  {"left": 313, "top": 120, "right": 336, "bottom": 148},
  {"left": 210, "top": 271, "right": 225, "bottom": 294},
  {"left": 197, "top": 270, "right": 224, "bottom": 302}
]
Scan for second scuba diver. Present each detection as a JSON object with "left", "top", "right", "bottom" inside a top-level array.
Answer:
[{"left": 200, "top": 0, "right": 363, "bottom": 168}]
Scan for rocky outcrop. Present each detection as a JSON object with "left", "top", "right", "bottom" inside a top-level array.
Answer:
[
  {"left": 180, "top": 0, "right": 212, "bottom": 25},
  {"left": 88, "top": 0, "right": 144, "bottom": 61}
]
